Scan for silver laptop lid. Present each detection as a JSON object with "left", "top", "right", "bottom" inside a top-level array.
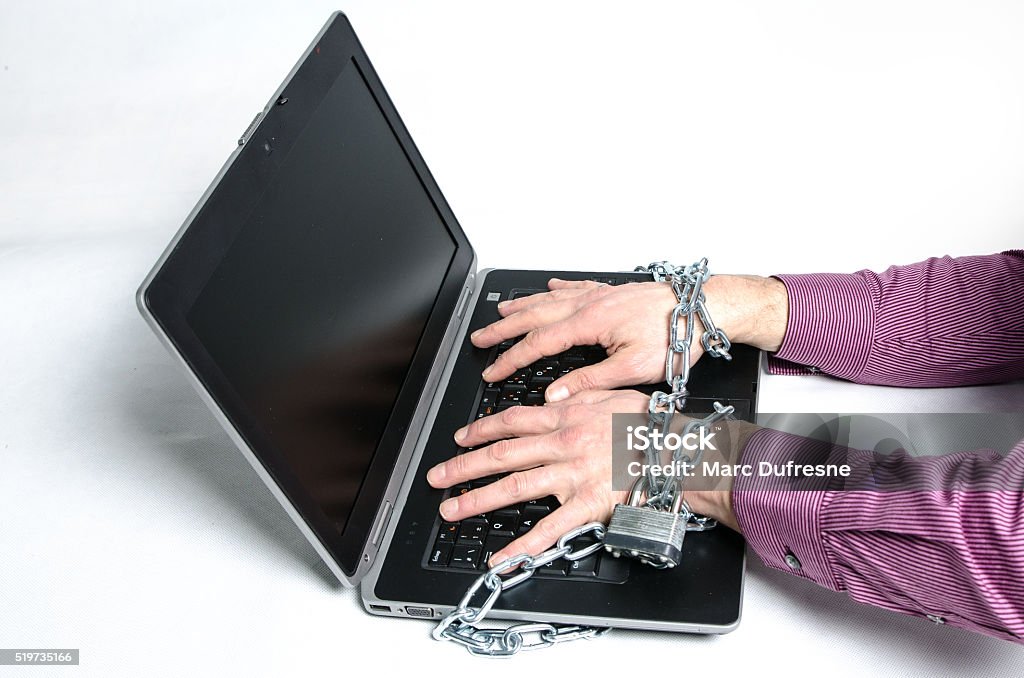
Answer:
[{"left": 137, "top": 12, "right": 476, "bottom": 586}]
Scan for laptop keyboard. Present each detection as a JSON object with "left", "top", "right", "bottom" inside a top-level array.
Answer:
[{"left": 424, "top": 281, "right": 635, "bottom": 582}]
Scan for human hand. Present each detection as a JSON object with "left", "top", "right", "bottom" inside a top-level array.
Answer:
[
  {"left": 471, "top": 275, "right": 788, "bottom": 403},
  {"left": 426, "top": 390, "right": 648, "bottom": 565}
]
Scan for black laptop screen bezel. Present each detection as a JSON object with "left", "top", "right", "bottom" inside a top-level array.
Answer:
[{"left": 142, "top": 15, "right": 473, "bottom": 578}]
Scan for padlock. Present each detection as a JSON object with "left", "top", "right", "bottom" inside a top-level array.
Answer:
[{"left": 603, "top": 477, "right": 687, "bottom": 568}]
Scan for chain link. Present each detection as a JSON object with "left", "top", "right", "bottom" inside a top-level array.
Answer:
[
  {"left": 432, "top": 523, "right": 611, "bottom": 656},
  {"left": 433, "top": 259, "right": 733, "bottom": 655}
]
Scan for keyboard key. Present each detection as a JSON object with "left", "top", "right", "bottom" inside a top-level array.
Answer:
[
  {"left": 528, "top": 374, "right": 554, "bottom": 389},
  {"left": 449, "top": 545, "right": 482, "bottom": 569},
  {"left": 507, "top": 369, "right": 530, "bottom": 387},
  {"left": 542, "top": 495, "right": 562, "bottom": 509},
  {"left": 482, "top": 536, "right": 513, "bottom": 566},
  {"left": 568, "top": 554, "right": 601, "bottom": 577},
  {"left": 457, "top": 519, "right": 487, "bottom": 545},
  {"left": 499, "top": 385, "right": 526, "bottom": 404},
  {"left": 523, "top": 499, "right": 553, "bottom": 512},
  {"left": 538, "top": 558, "right": 567, "bottom": 575},
  {"left": 489, "top": 510, "right": 519, "bottom": 536},
  {"left": 518, "top": 506, "right": 549, "bottom": 535},
  {"left": 429, "top": 542, "right": 453, "bottom": 567},
  {"left": 518, "top": 508, "right": 549, "bottom": 534},
  {"left": 480, "top": 388, "right": 500, "bottom": 407},
  {"left": 436, "top": 522, "right": 459, "bottom": 543}
]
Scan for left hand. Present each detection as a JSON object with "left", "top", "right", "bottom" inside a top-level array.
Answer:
[{"left": 426, "top": 389, "right": 649, "bottom": 566}]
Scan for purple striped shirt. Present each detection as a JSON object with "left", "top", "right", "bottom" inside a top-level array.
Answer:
[{"left": 734, "top": 250, "right": 1024, "bottom": 644}]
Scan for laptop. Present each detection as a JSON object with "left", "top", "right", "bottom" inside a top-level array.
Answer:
[{"left": 137, "top": 12, "right": 761, "bottom": 634}]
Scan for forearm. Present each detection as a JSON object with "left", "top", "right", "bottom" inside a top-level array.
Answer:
[
  {"left": 768, "top": 251, "right": 1024, "bottom": 386},
  {"left": 732, "top": 429, "right": 1024, "bottom": 644}
]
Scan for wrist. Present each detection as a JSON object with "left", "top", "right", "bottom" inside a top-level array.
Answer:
[
  {"left": 686, "top": 490, "right": 739, "bottom": 532},
  {"left": 705, "top": 274, "right": 788, "bottom": 353},
  {"left": 683, "top": 419, "right": 759, "bottom": 533}
]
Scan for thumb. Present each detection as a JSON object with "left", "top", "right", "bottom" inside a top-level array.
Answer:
[{"left": 545, "top": 354, "right": 636, "bottom": 402}]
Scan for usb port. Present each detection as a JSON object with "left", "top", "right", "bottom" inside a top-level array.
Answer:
[{"left": 368, "top": 604, "right": 391, "bottom": 613}]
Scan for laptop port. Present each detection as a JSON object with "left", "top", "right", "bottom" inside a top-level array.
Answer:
[
  {"left": 405, "top": 606, "right": 435, "bottom": 618},
  {"left": 368, "top": 604, "right": 391, "bottom": 613}
]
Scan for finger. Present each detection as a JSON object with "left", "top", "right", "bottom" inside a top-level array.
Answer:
[
  {"left": 438, "top": 465, "right": 563, "bottom": 522},
  {"left": 482, "top": 318, "right": 598, "bottom": 382},
  {"left": 547, "top": 278, "right": 605, "bottom": 291},
  {"left": 549, "top": 389, "right": 622, "bottom": 406},
  {"left": 427, "top": 432, "right": 560, "bottom": 489},
  {"left": 470, "top": 299, "right": 575, "bottom": 348},
  {"left": 544, "top": 352, "right": 639, "bottom": 402},
  {"left": 488, "top": 500, "right": 593, "bottom": 566},
  {"left": 454, "top": 405, "right": 561, "bottom": 447},
  {"left": 494, "top": 286, "right": 590, "bottom": 318}
]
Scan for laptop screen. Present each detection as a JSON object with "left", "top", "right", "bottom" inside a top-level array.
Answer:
[{"left": 184, "top": 63, "right": 455, "bottom": 535}]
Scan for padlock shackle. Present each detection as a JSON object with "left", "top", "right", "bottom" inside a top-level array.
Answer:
[{"left": 625, "top": 476, "right": 686, "bottom": 514}]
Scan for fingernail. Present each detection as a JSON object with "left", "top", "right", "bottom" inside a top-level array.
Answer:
[
  {"left": 471, "top": 329, "right": 482, "bottom": 339},
  {"left": 497, "top": 301, "right": 509, "bottom": 310},
  {"left": 440, "top": 498, "right": 458, "bottom": 519},
  {"left": 427, "top": 464, "right": 446, "bottom": 485},
  {"left": 482, "top": 365, "right": 494, "bottom": 380},
  {"left": 454, "top": 427, "right": 467, "bottom": 442},
  {"left": 547, "top": 385, "right": 569, "bottom": 402}
]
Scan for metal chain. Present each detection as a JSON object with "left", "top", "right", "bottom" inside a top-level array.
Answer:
[
  {"left": 634, "top": 259, "right": 734, "bottom": 519},
  {"left": 432, "top": 523, "right": 611, "bottom": 656},
  {"left": 433, "top": 258, "right": 733, "bottom": 655}
]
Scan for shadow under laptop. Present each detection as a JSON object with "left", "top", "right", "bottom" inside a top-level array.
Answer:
[{"left": 114, "top": 328, "right": 340, "bottom": 590}]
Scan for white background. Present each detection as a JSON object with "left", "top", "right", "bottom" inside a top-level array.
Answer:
[{"left": 1, "top": 1, "right": 1022, "bottom": 676}]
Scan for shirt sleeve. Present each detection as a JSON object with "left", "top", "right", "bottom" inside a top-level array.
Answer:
[
  {"left": 734, "top": 428, "right": 1024, "bottom": 644},
  {"left": 738, "top": 249, "right": 1024, "bottom": 644},
  {"left": 766, "top": 250, "right": 1024, "bottom": 386}
]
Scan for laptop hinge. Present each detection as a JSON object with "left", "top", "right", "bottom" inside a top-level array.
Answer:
[
  {"left": 357, "top": 265, "right": 478, "bottom": 581},
  {"left": 371, "top": 501, "right": 393, "bottom": 546}
]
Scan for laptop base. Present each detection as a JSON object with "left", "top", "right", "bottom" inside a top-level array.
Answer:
[{"left": 362, "top": 268, "right": 758, "bottom": 634}]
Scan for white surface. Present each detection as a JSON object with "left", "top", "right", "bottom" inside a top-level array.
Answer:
[{"left": 1, "top": 1, "right": 1022, "bottom": 676}]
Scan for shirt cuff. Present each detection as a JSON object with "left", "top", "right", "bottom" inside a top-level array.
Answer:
[
  {"left": 732, "top": 428, "right": 843, "bottom": 591},
  {"left": 765, "top": 354, "right": 821, "bottom": 376},
  {"left": 768, "top": 272, "right": 877, "bottom": 381}
]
